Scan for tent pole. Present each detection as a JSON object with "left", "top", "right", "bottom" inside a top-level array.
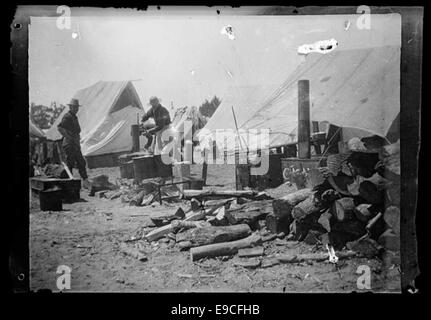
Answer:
[{"left": 298, "top": 80, "right": 311, "bottom": 159}]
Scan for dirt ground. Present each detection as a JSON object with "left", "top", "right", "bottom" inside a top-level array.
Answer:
[{"left": 30, "top": 164, "right": 401, "bottom": 292}]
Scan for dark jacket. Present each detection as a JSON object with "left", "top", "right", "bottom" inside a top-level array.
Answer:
[
  {"left": 58, "top": 111, "right": 81, "bottom": 145},
  {"left": 141, "top": 104, "right": 171, "bottom": 134}
]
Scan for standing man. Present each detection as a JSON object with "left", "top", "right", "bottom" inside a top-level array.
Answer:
[
  {"left": 141, "top": 96, "right": 174, "bottom": 157},
  {"left": 57, "top": 98, "right": 90, "bottom": 189}
]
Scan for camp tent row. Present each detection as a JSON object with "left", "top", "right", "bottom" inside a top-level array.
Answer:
[
  {"left": 45, "top": 80, "right": 146, "bottom": 168},
  {"left": 37, "top": 45, "right": 400, "bottom": 169},
  {"left": 198, "top": 45, "right": 400, "bottom": 155}
]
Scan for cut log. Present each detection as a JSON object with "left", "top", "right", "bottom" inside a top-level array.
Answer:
[
  {"left": 354, "top": 203, "right": 375, "bottom": 222},
  {"left": 190, "top": 234, "right": 262, "bottom": 261},
  {"left": 151, "top": 207, "right": 185, "bottom": 226},
  {"left": 291, "top": 195, "right": 321, "bottom": 220},
  {"left": 182, "top": 189, "right": 257, "bottom": 200},
  {"left": 203, "top": 198, "right": 235, "bottom": 208},
  {"left": 265, "top": 212, "right": 292, "bottom": 234},
  {"left": 318, "top": 209, "right": 332, "bottom": 232},
  {"left": 145, "top": 220, "right": 204, "bottom": 242},
  {"left": 261, "top": 234, "right": 277, "bottom": 243},
  {"left": 227, "top": 200, "right": 273, "bottom": 227},
  {"left": 238, "top": 247, "right": 264, "bottom": 258},
  {"left": 378, "top": 229, "right": 400, "bottom": 251},
  {"left": 332, "top": 197, "right": 356, "bottom": 222},
  {"left": 175, "top": 224, "right": 251, "bottom": 248},
  {"left": 184, "top": 204, "right": 223, "bottom": 222},
  {"left": 207, "top": 206, "right": 235, "bottom": 226},
  {"left": 383, "top": 206, "right": 400, "bottom": 236},
  {"left": 272, "top": 188, "right": 313, "bottom": 218}
]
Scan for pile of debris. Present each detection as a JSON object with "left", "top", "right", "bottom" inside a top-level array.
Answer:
[
  {"left": 119, "top": 139, "right": 400, "bottom": 267},
  {"left": 273, "top": 139, "right": 401, "bottom": 257},
  {"left": 94, "top": 177, "right": 182, "bottom": 207}
]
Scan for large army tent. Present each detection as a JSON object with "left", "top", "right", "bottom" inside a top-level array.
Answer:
[
  {"left": 198, "top": 45, "right": 400, "bottom": 154},
  {"left": 172, "top": 105, "right": 207, "bottom": 139},
  {"left": 46, "top": 80, "right": 145, "bottom": 168}
]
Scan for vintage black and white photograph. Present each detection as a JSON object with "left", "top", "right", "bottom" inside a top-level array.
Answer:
[{"left": 15, "top": 6, "right": 422, "bottom": 293}]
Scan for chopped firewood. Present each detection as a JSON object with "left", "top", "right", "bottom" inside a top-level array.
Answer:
[
  {"left": 151, "top": 207, "right": 185, "bottom": 226},
  {"left": 145, "top": 220, "right": 204, "bottom": 242},
  {"left": 291, "top": 194, "right": 321, "bottom": 220},
  {"left": 332, "top": 197, "right": 356, "bottom": 222},
  {"left": 354, "top": 203, "right": 376, "bottom": 222},
  {"left": 175, "top": 224, "right": 251, "bottom": 248},
  {"left": 383, "top": 206, "right": 400, "bottom": 236},
  {"left": 207, "top": 206, "right": 235, "bottom": 226},
  {"left": 318, "top": 209, "right": 332, "bottom": 232},
  {"left": 238, "top": 247, "right": 264, "bottom": 258},
  {"left": 265, "top": 213, "right": 291, "bottom": 234},
  {"left": 189, "top": 234, "right": 262, "bottom": 261},
  {"left": 272, "top": 188, "right": 313, "bottom": 217},
  {"left": 378, "top": 229, "right": 400, "bottom": 251},
  {"left": 228, "top": 200, "right": 273, "bottom": 226},
  {"left": 261, "top": 234, "right": 277, "bottom": 243},
  {"left": 184, "top": 204, "right": 222, "bottom": 222}
]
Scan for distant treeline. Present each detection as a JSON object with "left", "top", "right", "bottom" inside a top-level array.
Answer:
[{"left": 30, "top": 102, "right": 65, "bottom": 130}]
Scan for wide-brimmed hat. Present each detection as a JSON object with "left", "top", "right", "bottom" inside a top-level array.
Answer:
[
  {"left": 147, "top": 96, "right": 160, "bottom": 106},
  {"left": 67, "top": 98, "right": 82, "bottom": 108}
]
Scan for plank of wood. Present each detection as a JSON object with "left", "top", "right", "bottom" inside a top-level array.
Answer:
[{"left": 190, "top": 234, "right": 262, "bottom": 261}]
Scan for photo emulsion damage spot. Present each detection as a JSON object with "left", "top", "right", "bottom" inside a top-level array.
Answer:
[{"left": 13, "top": 6, "right": 422, "bottom": 295}]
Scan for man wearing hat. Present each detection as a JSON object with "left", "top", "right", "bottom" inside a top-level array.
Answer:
[
  {"left": 140, "top": 96, "right": 174, "bottom": 156},
  {"left": 57, "top": 98, "right": 90, "bottom": 189}
]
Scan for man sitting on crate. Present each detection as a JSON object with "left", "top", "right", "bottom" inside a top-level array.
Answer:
[
  {"left": 140, "top": 96, "right": 175, "bottom": 159},
  {"left": 57, "top": 98, "right": 91, "bottom": 189}
]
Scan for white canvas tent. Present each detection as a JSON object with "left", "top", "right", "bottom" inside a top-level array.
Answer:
[
  {"left": 46, "top": 80, "right": 145, "bottom": 168},
  {"left": 198, "top": 45, "right": 400, "bottom": 154},
  {"left": 29, "top": 120, "right": 45, "bottom": 139}
]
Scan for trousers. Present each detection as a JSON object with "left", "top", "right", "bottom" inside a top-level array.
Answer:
[{"left": 62, "top": 141, "right": 88, "bottom": 179}]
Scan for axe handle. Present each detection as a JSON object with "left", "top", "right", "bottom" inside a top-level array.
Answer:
[{"left": 61, "top": 161, "right": 74, "bottom": 179}]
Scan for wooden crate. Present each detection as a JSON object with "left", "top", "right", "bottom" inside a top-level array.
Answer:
[{"left": 30, "top": 177, "right": 81, "bottom": 202}]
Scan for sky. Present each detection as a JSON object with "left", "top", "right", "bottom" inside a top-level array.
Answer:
[{"left": 29, "top": 9, "right": 401, "bottom": 112}]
